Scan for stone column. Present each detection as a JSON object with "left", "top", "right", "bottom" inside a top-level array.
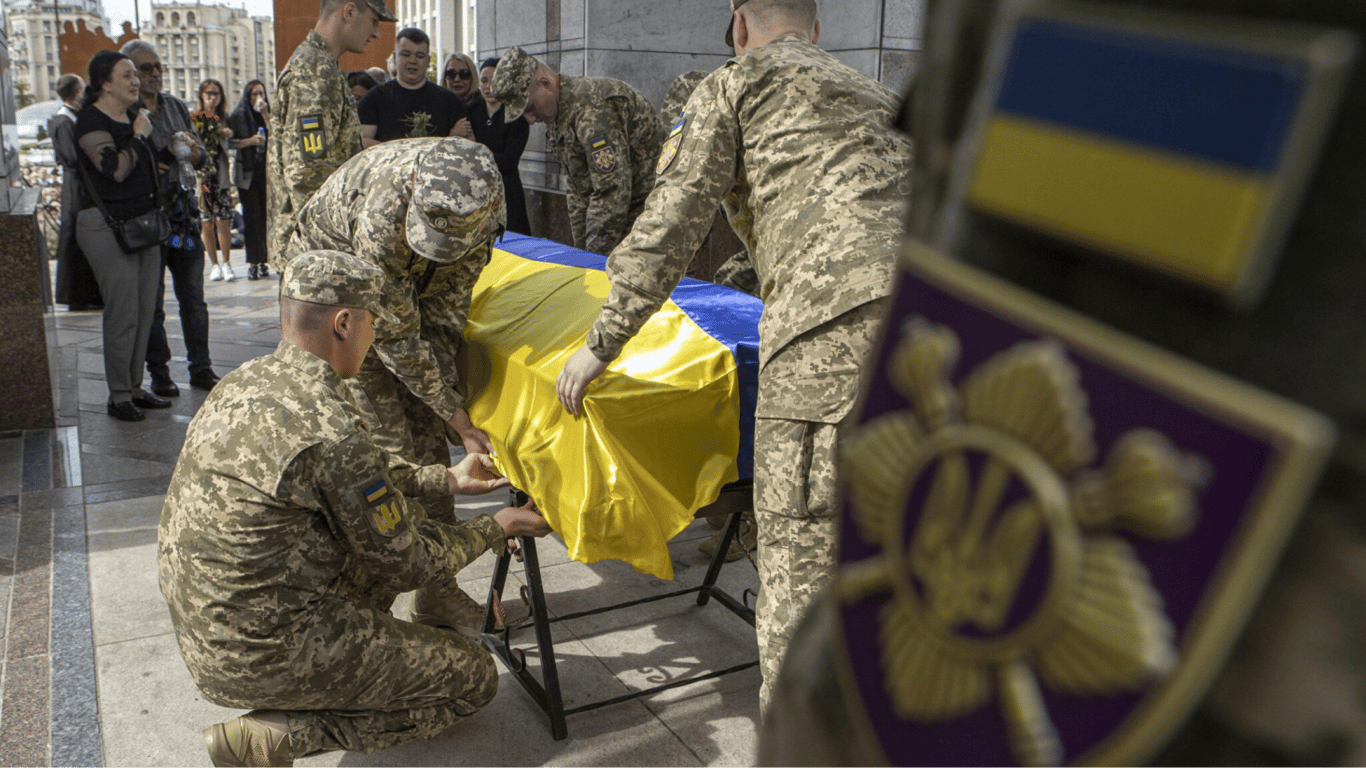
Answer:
[{"left": 0, "top": 188, "right": 57, "bottom": 430}]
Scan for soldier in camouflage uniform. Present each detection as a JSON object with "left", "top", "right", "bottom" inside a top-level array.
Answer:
[
  {"left": 490, "top": 46, "right": 663, "bottom": 256},
  {"left": 159, "top": 250, "right": 551, "bottom": 767},
  {"left": 284, "top": 138, "right": 506, "bottom": 633},
  {"left": 266, "top": 0, "right": 395, "bottom": 268},
  {"left": 556, "top": 0, "right": 912, "bottom": 714}
]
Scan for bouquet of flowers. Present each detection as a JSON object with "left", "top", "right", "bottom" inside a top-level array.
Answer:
[{"left": 189, "top": 110, "right": 224, "bottom": 158}]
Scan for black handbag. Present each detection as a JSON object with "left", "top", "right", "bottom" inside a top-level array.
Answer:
[{"left": 76, "top": 137, "right": 171, "bottom": 254}]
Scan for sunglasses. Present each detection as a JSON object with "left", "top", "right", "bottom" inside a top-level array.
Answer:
[
  {"left": 445, "top": 68, "right": 472, "bottom": 80},
  {"left": 138, "top": 62, "right": 163, "bottom": 73}
]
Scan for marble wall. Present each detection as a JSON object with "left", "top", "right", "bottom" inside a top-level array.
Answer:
[{"left": 475, "top": 0, "right": 924, "bottom": 248}]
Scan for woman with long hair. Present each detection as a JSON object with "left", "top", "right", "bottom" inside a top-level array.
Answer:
[
  {"left": 192, "top": 78, "right": 236, "bottom": 281},
  {"left": 226, "top": 79, "right": 271, "bottom": 279},
  {"left": 74, "top": 50, "right": 172, "bottom": 420},
  {"left": 441, "top": 52, "right": 481, "bottom": 107},
  {"left": 470, "top": 57, "right": 530, "bottom": 234}
]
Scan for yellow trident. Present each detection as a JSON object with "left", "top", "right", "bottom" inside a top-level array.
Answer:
[{"left": 372, "top": 501, "right": 402, "bottom": 535}]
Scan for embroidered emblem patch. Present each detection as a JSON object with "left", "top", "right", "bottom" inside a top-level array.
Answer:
[
  {"left": 300, "top": 114, "right": 326, "bottom": 159},
  {"left": 361, "top": 478, "right": 404, "bottom": 538},
  {"left": 656, "top": 114, "right": 686, "bottom": 175},
  {"left": 590, "top": 134, "right": 617, "bottom": 173}
]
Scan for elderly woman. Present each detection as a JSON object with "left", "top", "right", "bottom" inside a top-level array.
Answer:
[
  {"left": 73, "top": 50, "right": 172, "bottom": 421},
  {"left": 441, "top": 52, "right": 481, "bottom": 108}
]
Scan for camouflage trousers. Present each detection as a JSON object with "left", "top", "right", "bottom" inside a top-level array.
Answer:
[
  {"left": 348, "top": 354, "right": 455, "bottom": 525},
  {"left": 753, "top": 299, "right": 887, "bottom": 716},
  {"left": 206, "top": 591, "right": 498, "bottom": 756}
]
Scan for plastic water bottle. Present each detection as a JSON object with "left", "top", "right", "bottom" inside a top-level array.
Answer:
[{"left": 173, "top": 143, "right": 195, "bottom": 192}]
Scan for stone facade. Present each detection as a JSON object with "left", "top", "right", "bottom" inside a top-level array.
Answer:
[
  {"left": 5, "top": 0, "right": 104, "bottom": 102},
  {"left": 142, "top": 3, "right": 276, "bottom": 103}
]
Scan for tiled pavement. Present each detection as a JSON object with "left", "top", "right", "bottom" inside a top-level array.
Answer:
[{"left": 0, "top": 254, "right": 761, "bottom": 766}]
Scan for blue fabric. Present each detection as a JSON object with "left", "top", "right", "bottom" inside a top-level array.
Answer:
[{"left": 495, "top": 233, "right": 762, "bottom": 478}]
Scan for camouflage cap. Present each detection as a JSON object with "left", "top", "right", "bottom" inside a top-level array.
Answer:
[
  {"left": 725, "top": 0, "right": 749, "bottom": 46},
  {"left": 406, "top": 139, "right": 507, "bottom": 263},
  {"left": 364, "top": 0, "right": 397, "bottom": 23},
  {"left": 490, "top": 46, "right": 536, "bottom": 123},
  {"left": 280, "top": 250, "right": 397, "bottom": 323}
]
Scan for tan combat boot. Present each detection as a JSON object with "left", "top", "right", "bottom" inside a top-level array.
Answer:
[
  {"left": 698, "top": 512, "right": 758, "bottom": 563},
  {"left": 203, "top": 710, "right": 293, "bottom": 767},
  {"left": 411, "top": 581, "right": 485, "bottom": 641}
]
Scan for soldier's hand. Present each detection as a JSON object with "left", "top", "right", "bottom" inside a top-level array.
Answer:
[
  {"left": 494, "top": 500, "right": 552, "bottom": 538},
  {"left": 447, "top": 409, "right": 495, "bottom": 455},
  {"left": 556, "top": 346, "right": 609, "bottom": 416},
  {"left": 448, "top": 453, "right": 510, "bottom": 495}
]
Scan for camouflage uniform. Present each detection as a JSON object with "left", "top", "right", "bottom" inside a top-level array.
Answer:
[
  {"left": 285, "top": 138, "right": 506, "bottom": 523},
  {"left": 583, "top": 35, "right": 912, "bottom": 713},
  {"left": 660, "top": 69, "right": 758, "bottom": 290},
  {"left": 492, "top": 47, "right": 663, "bottom": 255},
  {"left": 266, "top": 30, "right": 365, "bottom": 269},
  {"left": 158, "top": 251, "right": 504, "bottom": 757}
]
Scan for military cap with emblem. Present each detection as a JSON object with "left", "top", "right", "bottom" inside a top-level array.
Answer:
[
  {"left": 724, "top": 0, "right": 752, "bottom": 46},
  {"left": 491, "top": 46, "right": 537, "bottom": 124},
  {"left": 407, "top": 139, "right": 507, "bottom": 263},
  {"left": 280, "top": 249, "right": 399, "bottom": 323},
  {"left": 362, "top": 0, "right": 397, "bottom": 23}
]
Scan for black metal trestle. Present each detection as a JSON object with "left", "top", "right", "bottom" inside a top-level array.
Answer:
[{"left": 479, "top": 482, "right": 758, "bottom": 740}]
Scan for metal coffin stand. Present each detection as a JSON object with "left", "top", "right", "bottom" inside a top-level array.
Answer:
[{"left": 479, "top": 480, "right": 758, "bottom": 740}]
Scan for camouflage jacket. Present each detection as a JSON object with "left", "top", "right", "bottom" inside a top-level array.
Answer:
[
  {"left": 266, "top": 30, "right": 364, "bottom": 267},
  {"left": 285, "top": 138, "right": 495, "bottom": 422},
  {"left": 588, "top": 36, "right": 911, "bottom": 377},
  {"left": 547, "top": 75, "right": 663, "bottom": 255},
  {"left": 157, "top": 340, "right": 505, "bottom": 695}
]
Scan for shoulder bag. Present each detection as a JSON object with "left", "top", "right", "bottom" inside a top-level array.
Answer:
[{"left": 76, "top": 136, "right": 171, "bottom": 254}]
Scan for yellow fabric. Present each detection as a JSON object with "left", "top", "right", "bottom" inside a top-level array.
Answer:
[
  {"left": 968, "top": 115, "right": 1273, "bottom": 290},
  {"left": 463, "top": 248, "right": 742, "bottom": 579}
]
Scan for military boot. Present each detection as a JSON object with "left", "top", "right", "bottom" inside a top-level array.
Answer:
[
  {"left": 203, "top": 710, "right": 292, "bottom": 767},
  {"left": 411, "top": 581, "right": 485, "bottom": 641},
  {"left": 699, "top": 512, "right": 758, "bottom": 563}
]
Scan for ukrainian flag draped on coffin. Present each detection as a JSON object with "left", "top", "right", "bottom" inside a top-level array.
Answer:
[{"left": 462, "top": 234, "right": 760, "bottom": 580}]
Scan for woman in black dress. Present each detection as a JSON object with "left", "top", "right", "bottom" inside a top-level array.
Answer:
[
  {"left": 469, "top": 57, "right": 531, "bottom": 235},
  {"left": 226, "top": 80, "right": 270, "bottom": 279}
]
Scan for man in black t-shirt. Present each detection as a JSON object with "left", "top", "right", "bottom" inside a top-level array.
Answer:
[{"left": 358, "top": 27, "right": 473, "bottom": 146}]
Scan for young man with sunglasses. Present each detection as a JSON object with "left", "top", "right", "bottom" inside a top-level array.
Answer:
[{"left": 358, "top": 28, "right": 473, "bottom": 148}]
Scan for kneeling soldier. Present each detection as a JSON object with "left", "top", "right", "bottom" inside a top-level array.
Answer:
[{"left": 158, "top": 250, "right": 551, "bottom": 766}]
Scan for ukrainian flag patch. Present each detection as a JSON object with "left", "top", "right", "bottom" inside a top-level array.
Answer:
[{"left": 363, "top": 478, "right": 390, "bottom": 505}]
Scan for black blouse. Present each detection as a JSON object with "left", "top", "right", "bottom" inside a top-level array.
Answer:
[{"left": 73, "top": 104, "right": 158, "bottom": 220}]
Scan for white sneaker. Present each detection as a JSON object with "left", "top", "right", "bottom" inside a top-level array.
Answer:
[
  {"left": 222, "top": 263, "right": 236, "bottom": 282},
  {"left": 209, "top": 263, "right": 223, "bottom": 281}
]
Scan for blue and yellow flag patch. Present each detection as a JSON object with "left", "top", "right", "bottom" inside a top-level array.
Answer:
[
  {"left": 361, "top": 478, "right": 403, "bottom": 538},
  {"left": 656, "top": 114, "right": 686, "bottom": 175},
  {"left": 299, "top": 113, "right": 326, "bottom": 159},
  {"left": 589, "top": 134, "right": 617, "bottom": 173}
]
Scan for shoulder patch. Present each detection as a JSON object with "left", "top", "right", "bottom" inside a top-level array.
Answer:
[
  {"left": 361, "top": 477, "right": 405, "bottom": 538},
  {"left": 589, "top": 134, "right": 617, "bottom": 173},
  {"left": 299, "top": 113, "right": 326, "bottom": 159},
  {"left": 656, "top": 113, "right": 686, "bottom": 175}
]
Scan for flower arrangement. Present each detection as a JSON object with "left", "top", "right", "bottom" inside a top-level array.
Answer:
[{"left": 189, "top": 110, "right": 224, "bottom": 157}]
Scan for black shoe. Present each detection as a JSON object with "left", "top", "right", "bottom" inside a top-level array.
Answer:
[
  {"left": 190, "top": 370, "right": 221, "bottom": 391},
  {"left": 247, "top": 264, "right": 259, "bottom": 280},
  {"left": 107, "top": 400, "right": 145, "bottom": 421},
  {"left": 150, "top": 372, "right": 180, "bottom": 397},
  {"left": 132, "top": 390, "right": 173, "bottom": 409}
]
